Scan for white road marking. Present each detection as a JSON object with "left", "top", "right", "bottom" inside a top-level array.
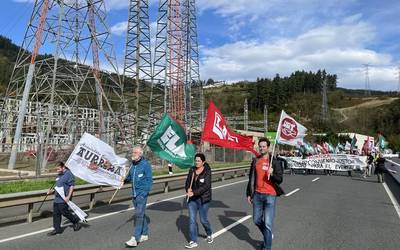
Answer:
[
  {"left": 312, "top": 177, "right": 320, "bottom": 182},
  {"left": 212, "top": 215, "right": 252, "bottom": 238},
  {"left": 0, "top": 178, "right": 248, "bottom": 244},
  {"left": 386, "top": 159, "right": 400, "bottom": 167},
  {"left": 284, "top": 188, "right": 300, "bottom": 197},
  {"left": 382, "top": 182, "right": 400, "bottom": 220}
]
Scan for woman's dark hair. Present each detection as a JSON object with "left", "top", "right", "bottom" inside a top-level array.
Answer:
[
  {"left": 58, "top": 162, "right": 65, "bottom": 168},
  {"left": 258, "top": 137, "right": 270, "bottom": 147},
  {"left": 194, "top": 153, "right": 206, "bottom": 162}
]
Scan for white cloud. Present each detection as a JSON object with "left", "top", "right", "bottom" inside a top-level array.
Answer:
[
  {"left": 110, "top": 21, "right": 128, "bottom": 36},
  {"left": 200, "top": 21, "right": 398, "bottom": 91}
]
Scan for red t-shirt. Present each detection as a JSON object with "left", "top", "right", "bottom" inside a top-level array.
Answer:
[{"left": 255, "top": 157, "right": 277, "bottom": 196}]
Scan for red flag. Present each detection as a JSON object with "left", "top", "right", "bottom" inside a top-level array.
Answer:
[
  {"left": 201, "top": 102, "right": 258, "bottom": 155},
  {"left": 362, "top": 136, "right": 371, "bottom": 155},
  {"left": 322, "top": 143, "right": 329, "bottom": 154},
  {"left": 316, "top": 144, "right": 327, "bottom": 154}
]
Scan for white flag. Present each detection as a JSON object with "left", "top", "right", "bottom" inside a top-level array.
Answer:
[
  {"left": 66, "top": 133, "right": 128, "bottom": 188},
  {"left": 276, "top": 110, "right": 307, "bottom": 146},
  {"left": 55, "top": 186, "right": 87, "bottom": 222},
  {"left": 345, "top": 141, "right": 351, "bottom": 150}
]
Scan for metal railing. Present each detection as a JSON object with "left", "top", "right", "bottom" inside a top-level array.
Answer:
[{"left": 0, "top": 166, "right": 249, "bottom": 224}]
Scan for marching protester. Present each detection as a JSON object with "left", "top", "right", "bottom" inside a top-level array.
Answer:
[
  {"left": 363, "top": 153, "right": 374, "bottom": 178},
  {"left": 168, "top": 162, "right": 173, "bottom": 175},
  {"left": 374, "top": 153, "right": 386, "bottom": 183},
  {"left": 47, "top": 162, "right": 81, "bottom": 236},
  {"left": 125, "top": 146, "right": 153, "bottom": 247},
  {"left": 184, "top": 153, "right": 213, "bottom": 249},
  {"left": 247, "top": 138, "right": 284, "bottom": 250}
]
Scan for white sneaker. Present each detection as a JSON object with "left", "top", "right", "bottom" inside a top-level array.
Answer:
[
  {"left": 139, "top": 235, "right": 148, "bottom": 242},
  {"left": 125, "top": 237, "right": 137, "bottom": 247},
  {"left": 185, "top": 241, "right": 198, "bottom": 248},
  {"left": 206, "top": 235, "right": 213, "bottom": 243}
]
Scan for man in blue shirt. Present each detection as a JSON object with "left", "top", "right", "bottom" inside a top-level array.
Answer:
[
  {"left": 47, "top": 162, "right": 81, "bottom": 236},
  {"left": 125, "top": 146, "right": 153, "bottom": 247}
]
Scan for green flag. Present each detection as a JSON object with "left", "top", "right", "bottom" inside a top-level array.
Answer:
[
  {"left": 350, "top": 135, "right": 357, "bottom": 149},
  {"left": 327, "top": 143, "right": 335, "bottom": 153},
  {"left": 379, "top": 135, "right": 388, "bottom": 150},
  {"left": 147, "top": 113, "right": 196, "bottom": 168}
]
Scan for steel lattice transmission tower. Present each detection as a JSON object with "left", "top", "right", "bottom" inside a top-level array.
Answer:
[
  {"left": 321, "top": 73, "right": 329, "bottom": 122},
  {"left": 244, "top": 98, "right": 248, "bottom": 130},
  {"left": 363, "top": 64, "right": 371, "bottom": 96},
  {"left": 153, "top": 0, "right": 202, "bottom": 142},
  {"left": 2, "top": 0, "right": 126, "bottom": 170},
  {"left": 264, "top": 105, "right": 268, "bottom": 132},
  {"left": 123, "top": 0, "right": 153, "bottom": 144}
]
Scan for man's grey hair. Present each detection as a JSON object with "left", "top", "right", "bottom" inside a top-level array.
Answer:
[{"left": 132, "top": 145, "right": 144, "bottom": 156}]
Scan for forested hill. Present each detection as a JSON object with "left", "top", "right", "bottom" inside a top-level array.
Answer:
[
  {"left": 0, "top": 36, "right": 19, "bottom": 93},
  {"left": 204, "top": 74, "right": 399, "bottom": 151},
  {"left": 1, "top": 35, "right": 399, "bottom": 150}
]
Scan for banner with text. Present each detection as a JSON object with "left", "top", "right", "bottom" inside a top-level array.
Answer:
[
  {"left": 282, "top": 154, "right": 367, "bottom": 171},
  {"left": 66, "top": 133, "right": 128, "bottom": 188}
]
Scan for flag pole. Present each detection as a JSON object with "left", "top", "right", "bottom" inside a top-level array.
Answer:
[
  {"left": 36, "top": 182, "right": 56, "bottom": 212},
  {"left": 268, "top": 132, "right": 279, "bottom": 180},
  {"left": 268, "top": 111, "right": 282, "bottom": 180},
  {"left": 187, "top": 170, "right": 195, "bottom": 202},
  {"left": 109, "top": 164, "right": 131, "bottom": 204}
]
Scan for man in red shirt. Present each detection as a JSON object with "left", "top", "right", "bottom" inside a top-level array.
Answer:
[{"left": 246, "top": 138, "right": 284, "bottom": 250}]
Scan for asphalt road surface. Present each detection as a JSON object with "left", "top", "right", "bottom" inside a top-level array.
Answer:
[{"left": 1, "top": 167, "right": 400, "bottom": 250}]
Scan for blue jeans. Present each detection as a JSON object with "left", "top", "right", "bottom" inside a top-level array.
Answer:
[
  {"left": 188, "top": 198, "right": 212, "bottom": 242},
  {"left": 133, "top": 195, "right": 148, "bottom": 240},
  {"left": 253, "top": 192, "right": 277, "bottom": 250}
]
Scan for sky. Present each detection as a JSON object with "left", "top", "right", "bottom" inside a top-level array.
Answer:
[{"left": 1, "top": 0, "right": 400, "bottom": 91}]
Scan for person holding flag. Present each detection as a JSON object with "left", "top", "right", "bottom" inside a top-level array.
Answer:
[
  {"left": 350, "top": 135, "right": 357, "bottom": 154},
  {"left": 124, "top": 146, "right": 153, "bottom": 247},
  {"left": 47, "top": 162, "right": 81, "bottom": 236},
  {"left": 184, "top": 153, "right": 213, "bottom": 249},
  {"left": 246, "top": 138, "right": 284, "bottom": 250}
]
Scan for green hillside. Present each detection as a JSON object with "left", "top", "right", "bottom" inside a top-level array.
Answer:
[{"left": 1, "top": 35, "right": 399, "bottom": 151}]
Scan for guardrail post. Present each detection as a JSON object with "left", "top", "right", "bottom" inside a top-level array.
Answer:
[
  {"left": 221, "top": 173, "right": 225, "bottom": 181},
  {"left": 164, "top": 181, "right": 169, "bottom": 193},
  {"left": 234, "top": 171, "right": 237, "bottom": 178},
  {"left": 89, "top": 193, "right": 96, "bottom": 210},
  {"left": 27, "top": 203, "right": 33, "bottom": 223}
]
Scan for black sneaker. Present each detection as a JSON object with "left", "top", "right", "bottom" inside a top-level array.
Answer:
[
  {"left": 47, "top": 230, "right": 62, "bottom": 236},
  {"left": 73, "top": 223, "right": 81, "bottom": 231}
]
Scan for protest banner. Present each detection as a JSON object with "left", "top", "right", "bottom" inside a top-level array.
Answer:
[
  {"left": 282, "top": 154, "right": 367, "bottom": 171},
  {"left": 66, "top": 133, "right": 128, "bottom": 188}
]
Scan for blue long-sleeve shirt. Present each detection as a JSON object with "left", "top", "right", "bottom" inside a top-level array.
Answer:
[{"left": 125, "top": 157, "right": 153, "bottom": 197}]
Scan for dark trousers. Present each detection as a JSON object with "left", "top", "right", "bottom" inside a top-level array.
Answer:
[{"left": 53, "top": 202, "right": 78, "bottom": 232}]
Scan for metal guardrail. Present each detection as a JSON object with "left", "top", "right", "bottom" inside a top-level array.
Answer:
[
  {"left": 0, "top": 166, "right": 249, "bottom": 224},
  {"left": 385, "top": 159, "right": 400, "bottom": 183}
]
